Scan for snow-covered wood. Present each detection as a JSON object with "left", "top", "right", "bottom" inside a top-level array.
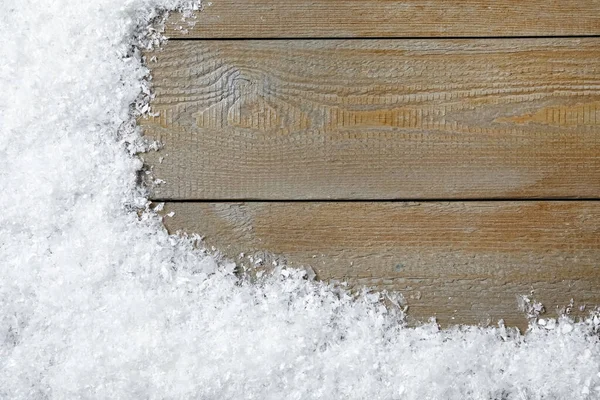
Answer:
[{"left": 7, "top": 0, "right": 600, "bottom": 396}]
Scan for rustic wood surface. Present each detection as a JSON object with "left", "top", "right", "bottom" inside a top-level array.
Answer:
[
  {"left": 165, "top": 0, "right": 600, "bottom": 38},
  {"left": 160, "top": 201, "right": 600, "bottom": 329},
  {"left": 141, "top": 39, "right": 600, "bottom": 200}
]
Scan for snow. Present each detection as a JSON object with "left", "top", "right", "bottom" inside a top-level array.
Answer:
[{"left": 1, "top": 0, "right": 599, "bottom": 398}]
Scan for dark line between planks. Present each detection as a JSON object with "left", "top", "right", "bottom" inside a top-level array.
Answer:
[
  {"left": 167, "top": 35, "right": 600, "bottom": 41},
  {"left": 151, "top": 198, "right": 600, "bottom": 203}
]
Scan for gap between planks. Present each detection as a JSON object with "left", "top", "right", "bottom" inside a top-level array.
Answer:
[
  {"left": 152, "top": 199, "right": 600, "bottom": 203},
  {"left": 167, "top": 35, "right": 600, "bottom": 41}
]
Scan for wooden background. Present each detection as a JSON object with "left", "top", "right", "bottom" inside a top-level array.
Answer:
[{"left": 141, "top": 1, "right": 600, "bottom": 330}]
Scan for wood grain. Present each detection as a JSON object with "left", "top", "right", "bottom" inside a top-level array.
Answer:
[
  {"left": 161, "top": 201, "right": 600, "bottom": 329},
  {"left": 165, "top": 0, "right": 600, "bottom": 38},
  {"left": 141, "top": 39, "right": 600, "bottom": 200}
]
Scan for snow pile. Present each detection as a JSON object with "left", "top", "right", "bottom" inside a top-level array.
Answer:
[{"left": 1, "top": 1, "right": 599, "bottom": 398}]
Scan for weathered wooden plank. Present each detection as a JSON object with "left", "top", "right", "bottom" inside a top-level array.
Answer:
[
  {"left": 141, "top": 39, "right": 600, "bottom": 200},
  {"left": 161, "top": 201, "right": 600, "bottom": 329},
  {"left": 166, "top": 0, "right": 600, "bottom": 38}
]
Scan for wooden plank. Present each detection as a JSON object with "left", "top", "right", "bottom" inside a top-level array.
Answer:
[
  {"left": 160, "top": 201, "right": 600, "bottom": 329},
  {"left": 165, "top": 0, "right": 600, "bottom": 38},
  {"left": 141, "top": 39, "right": 600, "bottom": 200}
]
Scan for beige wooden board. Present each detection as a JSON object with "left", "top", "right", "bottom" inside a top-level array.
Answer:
[
  {"left": 161, "top": 201, "right": 600, "bottom": 329},
  {"left": 141, "top": 39, "right": 600, "bottom": 200},
  {"left": 165, "top": 0, "right": 600, "bottom": 38}
]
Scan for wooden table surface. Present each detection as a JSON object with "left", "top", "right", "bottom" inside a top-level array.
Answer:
[{"left": 141, "top": 1, "right": 600, "bottom": 330}]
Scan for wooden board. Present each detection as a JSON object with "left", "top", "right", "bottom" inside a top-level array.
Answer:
[
  {"left": 161, "top": 201, "right": 600, "bottom": 329},
  {"left": 165, "top": 0, "right": 600, "bottom": 38},
  {"left": 141, "top": 39, "right": 600, "bottom": 200}
]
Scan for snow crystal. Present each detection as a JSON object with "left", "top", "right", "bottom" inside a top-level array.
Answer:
[{"left": 1, "top": 0, "right": 599, "bottom": 399}]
